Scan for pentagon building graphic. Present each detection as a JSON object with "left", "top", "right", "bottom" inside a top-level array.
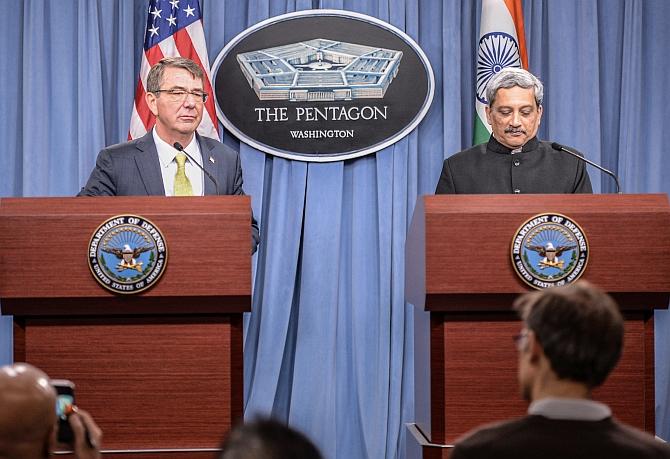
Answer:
[{"left": 237, "top": 39, "right": 403, "bottom": 101}]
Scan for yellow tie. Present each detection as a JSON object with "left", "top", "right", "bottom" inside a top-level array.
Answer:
[{"left": 173, "top": 152, "right": 193, "bottom": 196}]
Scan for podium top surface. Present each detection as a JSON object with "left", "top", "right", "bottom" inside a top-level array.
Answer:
[{"left": 422, "top": 193, "right": 670, "bottom": 214}]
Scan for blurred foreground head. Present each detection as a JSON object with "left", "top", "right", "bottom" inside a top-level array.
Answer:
[
  {"left": 513, "top": 281, "right": 624, "bottom": 400},
  {"left": 218, "top": 418, "right": 323, "bottom": 459},
  {"left": 0, "top": 363, "right": 57, "bottom": 459}
]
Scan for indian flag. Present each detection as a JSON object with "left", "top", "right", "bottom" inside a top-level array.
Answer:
[{"left": 473, "top": 0, "right": 528, "bottom": 145}]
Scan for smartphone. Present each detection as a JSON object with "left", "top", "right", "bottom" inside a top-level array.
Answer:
[{"left": 51, "top": 379, "right": 75, "bottom": 444}]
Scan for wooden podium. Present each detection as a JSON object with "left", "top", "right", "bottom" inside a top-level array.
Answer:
[
  {"left": 0, "top": 196, "right": 252, "bottom": 458},
  {"left": 405, "top": 194, "right": 670, "bottom": 458}
]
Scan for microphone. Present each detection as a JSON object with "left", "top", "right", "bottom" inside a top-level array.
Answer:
[
  {"left": 173, "top": 142, "right": 219, "bottom": 195},
  {"left": 550, "top": 142, "right": 621, "bottom": 194}
]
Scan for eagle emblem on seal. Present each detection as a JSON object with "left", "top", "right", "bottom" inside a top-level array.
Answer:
[
  {"left": 526, "top": 241, "right": 577, "bottom": 270},
  {"left": 102, "top": 243, "right": 152, "bottom": 272}
]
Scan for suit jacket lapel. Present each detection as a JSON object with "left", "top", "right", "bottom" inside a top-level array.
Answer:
[
  {"left": 134, "top": 132, "right": 166, "bottom": 196},
  {"left": 198, "top": 134, "right": 219, "bottom": 195}
]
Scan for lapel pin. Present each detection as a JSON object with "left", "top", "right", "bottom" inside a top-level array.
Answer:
[{"left": 209, "top": 156, "right": 215, "bottom": 164}]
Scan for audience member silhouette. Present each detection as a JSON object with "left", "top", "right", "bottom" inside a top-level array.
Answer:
[
  {"left": 0, "top": 363, "right": 102, "bottom": 459},
  {"left": 451, "top": 281, "right": 670, "bottom": 459},
  {"left": 218, "top": 418, "right": 323, "bottom": 459}
]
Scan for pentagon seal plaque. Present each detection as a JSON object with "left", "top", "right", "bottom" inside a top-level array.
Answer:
[{"left": 212, "top": 9, "right": 434, "bottom": 162}]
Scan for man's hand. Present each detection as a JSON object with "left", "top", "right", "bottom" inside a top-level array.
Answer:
[{"left": 68, "top": 407, "right": 103, "bottom": 459}]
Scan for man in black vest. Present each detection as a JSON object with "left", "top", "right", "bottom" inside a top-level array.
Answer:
[
  {"left": 435, "top": 68, "right": 592, "bottom": 194},
  {"left": 450, "top": 282, "right": 670, "bottom": 459}
]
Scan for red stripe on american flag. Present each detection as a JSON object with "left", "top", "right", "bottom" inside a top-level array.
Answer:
[
  {"left": 134, "top": 79, "right": 155, "bottom": 131},
  {"left": 145, "top": 46, "right": 165, "bottom": 68},
  {"left": 128, "top": 46, "right": 166, "bottom": 139},
  {"left": 172, "top": 27, "right": 218, "bottom": 135}
]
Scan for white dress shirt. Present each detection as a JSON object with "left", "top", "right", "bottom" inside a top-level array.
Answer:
[
  {"left": 528, "top": 397, "right": 612, "bottom": 421},
  {"left": 153, "top": 129, "right": 204, "bottom": 196}
]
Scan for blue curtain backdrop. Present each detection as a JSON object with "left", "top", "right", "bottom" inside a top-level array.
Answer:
[{"left": 1, "top": 0, "right": 669, "bottom": 457}]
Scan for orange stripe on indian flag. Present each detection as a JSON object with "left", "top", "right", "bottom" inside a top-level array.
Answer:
[{"left": 503, "top": 0, "right": 528, "bottom": 69}]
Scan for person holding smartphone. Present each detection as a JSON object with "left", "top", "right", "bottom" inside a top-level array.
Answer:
[{"left": 0, "top": 363, "right": 102, "bottom": 459}]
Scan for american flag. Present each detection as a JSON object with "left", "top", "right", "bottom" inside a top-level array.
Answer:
[{"left": 129, "top": 0, "right": 219, "bottom": 140}]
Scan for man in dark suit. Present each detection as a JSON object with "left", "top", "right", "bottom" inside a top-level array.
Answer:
[
  {"left": 79, "top": 57, "right": 259, "bottom": 251},
  {"left": 450, "top": 281, "right": 670, "bottom": 459},
  {"left": 435, "top": 68, "right": 592, "bottom": 194}
]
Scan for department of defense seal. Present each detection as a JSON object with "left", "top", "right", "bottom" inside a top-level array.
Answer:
[
  {"left": 511, "top": 213, "right": 589, "bottom": 289},
  {"left": 88, "top": 215, "right": 168, "bottom": 294}
]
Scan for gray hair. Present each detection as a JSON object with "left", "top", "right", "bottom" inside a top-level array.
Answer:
[
  {"left": 146, "top": 57, "right": 204, "bottom": 93},
  {"left": 486, "top": 67, "right": 544, "bottom": 107}
]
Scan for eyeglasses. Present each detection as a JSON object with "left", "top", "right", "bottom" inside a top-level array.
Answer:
[
  {"left": 154, "top": 88, "right": 208, "bottom": 103},
  {"left": 513, "top": 329, "right": 530, "bottom": 351}
]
